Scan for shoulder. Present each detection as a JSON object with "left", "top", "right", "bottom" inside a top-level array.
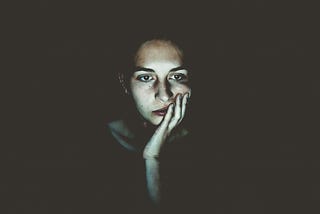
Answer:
[
  {"left": 107, "top": 119, "right": 137, "bottom": 151},
  {"left": 108, "top": 119, "right": 125, "bottom": 132}
]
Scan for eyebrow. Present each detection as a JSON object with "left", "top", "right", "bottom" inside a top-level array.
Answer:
[{"left": 135, "top": 66, "right": 186, "bottom": 72}]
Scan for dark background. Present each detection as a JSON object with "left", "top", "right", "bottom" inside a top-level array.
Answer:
[{"left": 4, "top": 0, "right": 320, "bottom": 213}]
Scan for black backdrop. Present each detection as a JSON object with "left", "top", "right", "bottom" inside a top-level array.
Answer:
[{"left": 4, "top": 0, "right": 320, "bottom": 213}]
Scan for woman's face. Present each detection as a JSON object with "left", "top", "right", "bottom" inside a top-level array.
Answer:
[{"left": 130, "top": 42, "right": 191, "bottom": 126}]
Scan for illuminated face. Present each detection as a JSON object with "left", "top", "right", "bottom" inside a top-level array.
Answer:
[{"left": 130, "top": 41, "right": 191, "bottom": 126}]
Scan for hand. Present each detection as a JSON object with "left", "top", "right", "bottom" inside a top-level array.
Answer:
[{"left": 143, "top": 92, "right": 190, "bottom": 159}]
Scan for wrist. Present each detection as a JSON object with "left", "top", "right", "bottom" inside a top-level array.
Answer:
[
  {"left": 143, "top": 150, "right": 160, "bottom": 160},
  {"left": 143, "top": 143, "right": 161, "bottom": 159}
]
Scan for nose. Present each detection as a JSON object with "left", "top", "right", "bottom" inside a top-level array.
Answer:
[{"left": 155, "top": 81, "right": 173, "bottom": 102}]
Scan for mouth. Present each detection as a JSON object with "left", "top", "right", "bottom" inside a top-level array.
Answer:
[{"left": 152, "top": 106, "right": 169, "bottom": 116}]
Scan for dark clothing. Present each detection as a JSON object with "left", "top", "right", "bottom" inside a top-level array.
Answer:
[
  {"left": 87, "top": 124, "right": 199, "bottom": 213},
  {"left": 8, "top": 116, "right": 317, "bottom": 214}
]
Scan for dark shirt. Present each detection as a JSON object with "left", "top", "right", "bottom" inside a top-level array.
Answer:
[{"left": 87, "top": 124, "right": 198, "bottom": 213}]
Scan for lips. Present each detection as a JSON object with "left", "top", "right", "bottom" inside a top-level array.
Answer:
[{"left": 152, "top": 106, "right": 169, "bottom": 116}]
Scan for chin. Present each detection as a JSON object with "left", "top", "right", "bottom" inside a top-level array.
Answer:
[
  {"left": 149, "top": 120, "right": 161, "bottom": 126},
  {"left": 148, "top": 117, "right": 163, "bottom": 126}
]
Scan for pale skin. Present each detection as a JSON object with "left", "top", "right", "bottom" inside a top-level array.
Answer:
[
  {"left": 121, "top": 40, "right": 191, "bottom": 204},
  {"left": 143, "top": 93, "right": 188, "bottom": 204}
]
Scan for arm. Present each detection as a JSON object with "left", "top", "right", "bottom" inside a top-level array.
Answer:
[
  {"left": 143, "top": 93, "right": 189, "bottom": 205},
  {"left": 145, "top": 158, "right": 161, "bottom": 204}
]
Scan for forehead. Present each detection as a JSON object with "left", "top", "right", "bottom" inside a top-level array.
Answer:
[{"left": 135, "top": 41, "right": 183, "bottom": 66}]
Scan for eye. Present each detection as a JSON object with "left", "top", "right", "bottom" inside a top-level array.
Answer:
[
  {"left": 137, "top": 74, "right": 154, "bottom": 82},
  {"left": 170, "top": 73, "right": 188, "bottom": 82}
]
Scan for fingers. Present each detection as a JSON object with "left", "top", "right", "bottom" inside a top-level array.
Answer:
[
  {"left": 159, "top": 103, "right": 174, "bottom": 130},
  {"left": 168, "top": 94, "right": 182, "bottom": 129},
  {"left": 158, "top": 92, "right": 189, "bottom": 133},
  {"left": 168, "top": 92, "right": 189, "bottom": 130},
  {"left": 180, "top": 92, "right": 189, "bottom": 123}
]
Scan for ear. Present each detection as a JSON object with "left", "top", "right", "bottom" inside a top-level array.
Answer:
[{"left": 118, "top": 72, "right": 130, "bottom": 95}]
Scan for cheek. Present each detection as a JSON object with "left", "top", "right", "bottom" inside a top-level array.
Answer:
[
  {"left": 172, "top": 84, "right": 191, "bottom": 94},
  {"left": 137, "top": 104, "right": 146, "bottom": 112},
  {"left": 131, "top": 86, "right": 154, "bottom": 105},
  {"left": 132, "top": 83, "right": 154, "bottom": 96}
]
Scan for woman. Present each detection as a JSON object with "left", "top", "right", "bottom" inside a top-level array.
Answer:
[{"left": 102, "top": 39, "right": 195, "bottom": 212}]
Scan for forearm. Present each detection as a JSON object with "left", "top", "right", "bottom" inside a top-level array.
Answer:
[
  {"left": 145, "top": 158, "right": 161, "bottom": 204},
  {"left": 142, "top": 93, "right": 189, "bottom": 205}
]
